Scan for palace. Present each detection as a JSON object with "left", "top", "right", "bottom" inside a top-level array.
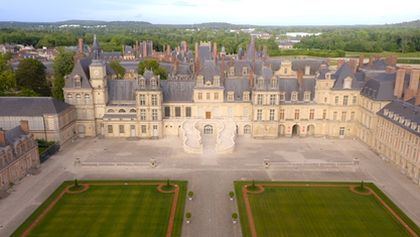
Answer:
[{"left": 63, "top": 36, "right": 420, "bottom": 184}]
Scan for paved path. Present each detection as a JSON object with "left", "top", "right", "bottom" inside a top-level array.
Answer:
[{"left": 0, "top": 137, "right": 419, "bottom": 237}]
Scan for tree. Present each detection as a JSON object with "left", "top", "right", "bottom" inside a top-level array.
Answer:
[
  {"left": 138, "top": 59, "right": 167, "bottom": 80},
  {"left": 15, "top": 58, "right": 50, "bottom": 96},
  {"left": 109, "top": 60, "right": 126, "bottom": 79},
  {"left": 52, "top": 49, "right": 74, "bottom": 100},
  {"left": 0, "top": 53, "right": 16, "bottom": 94}
]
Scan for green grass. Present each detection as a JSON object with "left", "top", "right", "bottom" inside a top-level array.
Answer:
[
  {"left": 12, "top": 180, "right": 187, "bottom": 237},
  {"left": 345, "top": 51, "right": 420, "bottom": 58},
  {"left": 235, "top": 181, "right": 420, "bottom": 237}
]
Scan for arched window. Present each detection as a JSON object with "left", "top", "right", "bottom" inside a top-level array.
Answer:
[
  {"left": 84, "top": 94, "right": 90, "bottom": 104},
  {"left": 107, "top": 109, "right": 115, "bottom": 113},
  {"left": 119, "top": 109, "right": 126, "bottom": 113},
  {"left": 343, "top": 77, "right": 353, "bottom": 89},
  {"left": 151, "top": 78, "right": 157, "bottom": 88},
  {"left": 76, "top": 94, "right": 81, "bottom": 103},
  {"left": 74, "top": 75, "right": 81, "bottom": 88},
  {"left": 204, "top": 125, "right": 213, "bottom": 134},
  {"left": 139, "top": 78, "right": 146, "bottom": 88},
  {"left": 129, "top": 109, "right": 136, "bottom": 113},
  {"left": 244, "top": 125, "right": 251, "bottom": 134}
]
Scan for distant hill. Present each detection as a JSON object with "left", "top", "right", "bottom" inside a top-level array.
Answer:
[{"left": 0, "top": 19, "right": 419, "bottom": 30}]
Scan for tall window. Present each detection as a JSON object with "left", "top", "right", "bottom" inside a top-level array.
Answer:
[
  {"left": 341, "top": 112, "right": 347, "bottom": 122},
  {"left": 198, "top": 92, "right": 203, "bottom": 100},
  {"left": 271, "top": 78, "right": 277, "bottom": 88},
  {"left": 352, "top": 96, "right": 357, "bottom": 105},
  {"left": 322, "top": 109, "right": 327, "bottom": 119},
  {"left": 309, "top": 109, "right": 315, "bottom": 120},
  {"left": 119, "top": 125, "right": 125, "bottom": 133},
  {"left": 279, "top": 92, "right": 285, "bottom": 101},
  {"left": 152, "top": 109, "right": 158, "bottom": 120},
  {"left": 257, "top": 95, "right": 263, "bottom": 105},
  {"left": 343, "top": 96, "right": 349, "bottom": 105},
  {"left": 243, "top": 92, "right": 250, "bottom": 101},
  {"left": 294, "top": 109, "right": 300, "bottom": 120},
  {"left": 304, "top": 91, "right": 311, "bottom": 101},
  {"left": 279, "top": 109, "right": 285, "bottom": 120},
  {"left": 206, "top": 92, "right": 210, "bottom": 100},
  {"left": 151, "top": 95, "right": 158, "bottom": 106},
  {"left": 140, "top": 109, "right": 146, "bottom": 120},
  {"left": 228, "top": 92, "right": 234, "bottom": 101},
  {"left": 333, "top": 111, "right": 338, "bottom": 120},
  {"left": 175, "top": 107, "right": 181, "bottom": 117},
  {"left": 141, "top": 125, "right": 147, "bottom": 134},
  {"left": 351, "top": 111, "right": 355, "bottom": 120},
  {"left": 186, "top": 107, "right": 192, "bottom": 117},
  {"left": 214, "top": 92, "right": 219, "bottom": 100},
  {"left": 107, "top": 125, "right": 113, "bottom": 133},
  {"left": 270, "top": 95, "right": 276, "bottom": 105},
  {"left": 139, "top": 94, "right": 146, "bottom": 105},
  {"left": 257, "top": 109, "right": 262, "bottom": 121},
  {"left": 269, "top": 109, "right": 275, "bottom": 121},
  {"left": 164, "top": 106, "right": 170, "bottom": 117},
  {"left": 335, "top": 96, "right": 339, "bottom": 105},
  {"left": 84, "top": 94, "right": 90, "bottom": 104},
  {"left": 151, "top": 79, "right": 157, "bottom": 88},
  {"left": 291, "top": 91, "right": 298, "bottom": 101}
]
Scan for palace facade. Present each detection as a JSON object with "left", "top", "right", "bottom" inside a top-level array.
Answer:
[{"left": 63, "top": 37, "right": 420, "bottom": 184}]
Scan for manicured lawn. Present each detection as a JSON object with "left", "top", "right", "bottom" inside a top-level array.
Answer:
[
  {"left": 235, "top": 182, "right": 420, "bottom": 237},
  {"left": 12, "top": 180, "right": 187, "bottom": 237}
]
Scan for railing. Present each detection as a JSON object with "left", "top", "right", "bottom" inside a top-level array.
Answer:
[{"left": 39, "top": 143, "right": 60, "bottom": 163}]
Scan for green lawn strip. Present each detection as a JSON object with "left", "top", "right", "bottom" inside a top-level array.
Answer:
[
  {"left": 12, "top": 180, "right": 187, "bottom": 237},
  {"left": 235, "top": 181, "right": 419, "bottom": 237}
]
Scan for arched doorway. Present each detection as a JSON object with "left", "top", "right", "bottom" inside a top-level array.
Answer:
[
  {"left": 307, "top": 125, "right": 315, "bottom": 136},
  {"left": 244, "top": 125, "right": 251, "bottom": 135},
  {"left": 204, "top": 124, "right": 213, "bottom": 134},
  {"left": 278, "top": 125, "right": 285, "bottom": 136},
  {"left": 78, "top": 125, "right": 86, "bottom": 138},
  {"left": 292, "top": 124, "right": 300, "bottom": 136}
]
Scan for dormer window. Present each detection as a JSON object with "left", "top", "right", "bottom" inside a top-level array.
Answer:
[
  {"left": 227, "top": 91, "right": 234, "bottom": 101},
  {"left": 205, "top": 80, "right": 212, "bottom": 86},
  {"left": 243, "top": 91, "right": 250, "bottom": 101},
  {"left": 151, "top": 78, "right": 157, "bottom": 88},
  {"left": 279, "top": 92, "right": 285, "bottom": 101},
  {"left": 229, "top": 67, "right": 235, "bottom": 76},
  {"left": 139, "top": 78, "right": 146, "bottom": 88},
  {"left": 411, "top": 122, "right": 416, "bottom": 130},
  {"left": 343, "top": 77, "right": 352, "bottom": 89},
  {"left": 258, "top": 77, "right": 264, "bottom": 89},
  {"left": 291, "top": 91, "right": 298, "bottom": 101},
  {"left": 271, "top": 77, "right": 277, "bottom": 88},
  {"left": 326, "top": 72, "right": 331, "bottom": 80},
  {"left": 304, "top": 91, "right": 311, "bottom": 101},
  {"left": 214, "top": 76, "right": 220, "bottom": 87},
  {"left": 74, "top": 75, "right": 81, "bottom": 88},
  {"left": 197, "top": 75, "right": 204, "bottom": 86},
  {"left": 242, "top": 67, "right": 248, "bottom": 75}
]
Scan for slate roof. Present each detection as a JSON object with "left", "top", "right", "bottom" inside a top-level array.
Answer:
[
  {"left": 3, "top": 126, "right": 26, "bottom": 147},
  {"left": 161, "top": 80, "right": 195, "bottom": 102},
  {"left": 377, "top": 99, "right": 420, "bottom": 136},
  {"left": 360, "top": 72, "right": 410, "bottom": 101},
  {"left": 332, "top": 63, "right": 365, "bottom": 90},
  {"left": 108, "top": 80, "right": 139, "bottom": 102},
  {"left": 0, "top": 97, "right": 73, "bottom": 117},
  {"left": 65, "top": 58, "right": 92, "bottom": 88},
  {"left": 224, "top": 79, "right": 250, "bottom": 102}
]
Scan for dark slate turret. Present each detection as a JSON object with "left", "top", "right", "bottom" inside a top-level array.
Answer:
[{"left": 92, "top": 34, "right": 101, "bottom": 60}]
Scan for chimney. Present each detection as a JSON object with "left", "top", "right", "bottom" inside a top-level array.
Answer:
[
  {"left": 416, "top": 89, "right": 420, "bottom": 106},
  {"left": 142, "top": 41, "right": 147, "bottom": 58},
  {"left": 213, "top": 42, "right": 217, "bottom": 63},
  {"left": 337, "top": 59, "right": 345, "bottom": 69},
  {"left": 78, "top": 38, "right": 84, "bottom": 54},
  {"left": 394, "top": 69, "right": 406, "bottom": 98},
  {"left": 195, "top": 42, "right": 199, "bottom": 60},
  {"left": 297, "top": 70, "right": 304, "bottom": 89},
  {"left": 0, "top": 128, "right": 5, "bottom": 146},
  {"left": 358, "top": 55, "right": 364, "bottom": 68},
  {"left": 304, "top": 65, "right": 310, "bottom": 75},
  {"left": 349, "top": 59, "right": 358, "bottom": 73},
  {"left": 386, "top": 55, "right": 397, "bottom": 66},
  {"left": 368, "top": 57, "right": 373, "bottom": 65},
  {"left": 409, "top": 69, "right": 420, "bottom": 91},
  {"left": 166, "top": 45, "right": 171, "bottom": 56},
  {"left": 20, "top": 120, "right": 30, "bottom": 134}
]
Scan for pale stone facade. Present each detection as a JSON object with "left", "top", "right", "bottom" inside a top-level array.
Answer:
[
  {"left": 0, "top": 121, "right": 40, "bottom": 191},
  {"left": 63, "top": 38, "right": 420, "bottom": 184}
]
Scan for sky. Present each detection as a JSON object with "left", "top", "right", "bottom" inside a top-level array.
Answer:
[{"left": 0, "top": 0, "right": 419, "bottom": 25}]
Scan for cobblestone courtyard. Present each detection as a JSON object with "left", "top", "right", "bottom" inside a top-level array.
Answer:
[{"left": 1, "top": 137, "right": 420, "bottom": 237}]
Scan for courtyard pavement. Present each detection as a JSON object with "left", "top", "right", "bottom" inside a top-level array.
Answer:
[{"left": 0, "top": 136, "right": 419, "bottom": 237}]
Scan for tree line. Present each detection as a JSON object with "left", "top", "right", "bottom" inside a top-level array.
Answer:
[{"left": 295, "top": 29, "right": 420, "bottom": 53}]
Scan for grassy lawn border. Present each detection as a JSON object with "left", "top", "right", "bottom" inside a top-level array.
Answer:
[
  {"left": 11, "top": 180, "right": 187, "bottom": 237},
  {"left": 234, "top": 181, "right": 420, "bottom": 237}
]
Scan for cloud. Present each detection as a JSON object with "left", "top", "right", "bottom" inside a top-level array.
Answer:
[{"left": 172, "top": 1, "right": 198, "bottom": 7}]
